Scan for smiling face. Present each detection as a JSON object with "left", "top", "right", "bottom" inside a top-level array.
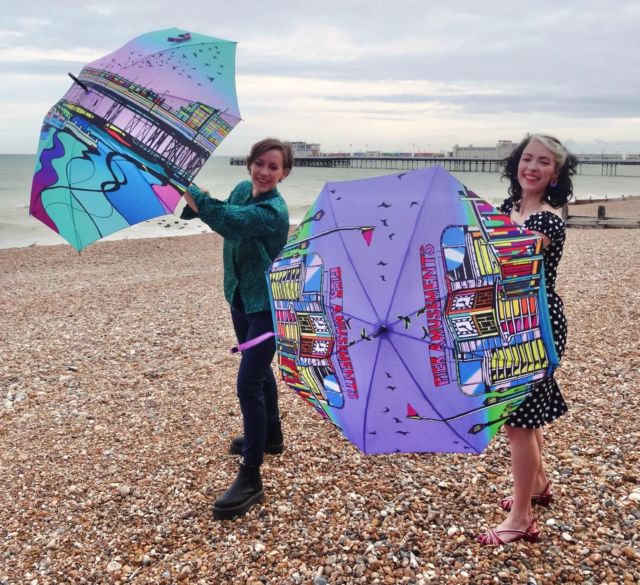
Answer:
[
  {"left": 250, "top": 149, "right": 289, "bottom": 196},
  {"left": 517, "top": 139, "right": 560, "bottom": 199}
]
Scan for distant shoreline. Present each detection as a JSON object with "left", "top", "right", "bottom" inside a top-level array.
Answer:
[{"left": 2, "top": 195, "right": 638, "bottom": 252}]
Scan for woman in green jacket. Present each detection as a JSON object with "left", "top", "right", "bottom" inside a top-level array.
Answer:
[{"left": 182, "top": 138, "right": 292, "bottom": 520}]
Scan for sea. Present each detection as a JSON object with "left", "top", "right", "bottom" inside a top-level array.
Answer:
[{"left": 2, "top": 154, "right": 640, "bottom": 250}]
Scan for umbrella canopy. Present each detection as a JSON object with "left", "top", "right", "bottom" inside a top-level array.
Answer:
[
  {"left": 267, "top": 167, "right": 559, "bottom": 454},
  {"left": 30, "top": 28, "right": 241, "bottom": 250}
]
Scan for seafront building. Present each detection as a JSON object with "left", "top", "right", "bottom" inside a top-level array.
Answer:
[
  {"left": 286, "top": 141, "right": 321, "bottom": 158},
  {"left": 451, "top": 140, "right": 517, "bottom": 160}
]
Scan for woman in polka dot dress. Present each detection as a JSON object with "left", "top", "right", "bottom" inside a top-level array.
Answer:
[{"left": 478, "top": 134, "right": 578, "bottom": 546}]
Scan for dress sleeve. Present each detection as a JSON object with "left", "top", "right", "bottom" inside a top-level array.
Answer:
[{"left": 524, "top": 212, "right": 565, "bottom": 242}]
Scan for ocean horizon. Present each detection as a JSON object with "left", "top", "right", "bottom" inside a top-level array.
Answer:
[{"left": 2, "top": 154, "right": 639, "bottom": 250}]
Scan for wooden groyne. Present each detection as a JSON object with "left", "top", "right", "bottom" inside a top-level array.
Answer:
[
  {"left": 566, "top": 196, "right": 640, "bottom": 228},
  {"left": 565, "top": 217, "right": 640, "bottom": 228}
]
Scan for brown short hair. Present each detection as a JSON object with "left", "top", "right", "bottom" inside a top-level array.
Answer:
[{"left": 246, "top": 138, "right": 294, "bottom": 173}]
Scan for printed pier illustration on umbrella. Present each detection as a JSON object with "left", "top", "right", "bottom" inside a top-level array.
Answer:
[
  {"left": 30, "top": 28, "right": 241, "bottom": 250},
  {"left": 267, "top": 167, "right": 559, "bottom": 454}
]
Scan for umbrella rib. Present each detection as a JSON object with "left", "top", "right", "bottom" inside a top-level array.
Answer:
[
  {"left": 360, "top": 336, "right": 386, "bottom": 453},
  {"left": 326, "top": 186, "right": 382, "bottom": 323},
  {"left": 65, "top": 136, "right": 97, "bottom": 250},
  {"left": 330, "top": 310, "right": 377, "bottom": 351},
  {"left": 340, "top": 309, "right": 376, "bottom": 326},
  {"left": 382, "top": 169, "right": 440, "bottom": 323},
  {"left": 382, "top": 326, "right": 459, "bottom": 354},
  {"left": 385, "top": 333, "right": 480, "bottom": 453},
  {"left": 412, "top": 387, "right": 531, "bottom": 423},
  {"left": 389, "top": 323, "right": 550, "bottom": 362}
]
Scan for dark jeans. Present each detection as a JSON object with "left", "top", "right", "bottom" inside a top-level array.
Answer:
[{"left": 230, "top": 305, "right": 279, "bottom": 467}]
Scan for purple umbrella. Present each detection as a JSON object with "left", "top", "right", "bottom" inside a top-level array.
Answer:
[
  {"left": 30, "top": 28, "right": 240, "bottom": 251},
  {"left": 267, "top": 167, "right": 559, "bottom": 454}
]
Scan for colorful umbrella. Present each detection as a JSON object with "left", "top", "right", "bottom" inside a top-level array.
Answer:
[
  {"left": 30, "top": 28, "right": 241, "bottom": 250},
  {"left": 267, "top": 167, "right": 559, "bottom": 454}
]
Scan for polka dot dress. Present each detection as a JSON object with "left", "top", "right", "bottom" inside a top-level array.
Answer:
[{"left": 500, "top": 198, "right": 568, "bottom": 428}]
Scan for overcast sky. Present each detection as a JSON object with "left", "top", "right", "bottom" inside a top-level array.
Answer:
[{"left": 2, "top": 0, "right": 640, "bottom": 155}]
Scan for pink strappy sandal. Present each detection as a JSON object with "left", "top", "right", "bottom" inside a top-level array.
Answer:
[
  {"left": 477, "top": 519, "right": 539, "bottom": 546},
  {"left": 499, "top": 481, "right": 553, "bottom": 512}
]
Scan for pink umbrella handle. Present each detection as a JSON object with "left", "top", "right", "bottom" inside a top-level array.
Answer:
[{"left": 229, "top": 332, "right": 275, "bottom": 354}]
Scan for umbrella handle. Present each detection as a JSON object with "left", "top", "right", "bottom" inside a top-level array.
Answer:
[{"left": 229, "top": 332, "right": 275, "bottom": 354}]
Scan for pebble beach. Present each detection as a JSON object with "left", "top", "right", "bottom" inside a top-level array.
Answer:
[{"left": 1, "top": 223, "right": 639, "bottom": 584}]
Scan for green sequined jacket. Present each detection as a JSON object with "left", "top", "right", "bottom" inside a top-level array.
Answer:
[{"left": 188, "top": 181, "right": 289, "bottom": 313}]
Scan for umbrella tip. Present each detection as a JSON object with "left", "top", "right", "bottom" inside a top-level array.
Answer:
[
  {"left": 68, "top": 73, "right": 89, "bottom": 92},
  {"left": 374, "top": 324, "right": 388, "bottom": 337}
]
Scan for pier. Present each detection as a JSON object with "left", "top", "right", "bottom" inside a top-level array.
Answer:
[{"left": 230, "top": 156, "right": 640, "bottom": 176}]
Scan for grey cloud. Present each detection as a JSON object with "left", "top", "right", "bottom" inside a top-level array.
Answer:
[
  {"left": 361, "top": 116, "right": 416, "bottom": 122},
  {"left": 0, "top": 61, "right": 87, "bottom": 75},
  {"left": 566, "top": 138, "right": 640, "bottom": 153},
  {"left": 321, "top": 92, "right": 640, "bottom": 118},
  {"left": 3, "top": 0, "right": 640, "bottom": 152}
]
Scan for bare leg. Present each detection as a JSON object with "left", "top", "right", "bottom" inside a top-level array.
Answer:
[
  {"left": 496, "top": 426, "right": 538, "bottom": 532},
  {"left": 533, "top": 428, "right": 549, "bottom": 493},
  {"left": 497, "top": 426, "right": 553, "bottom": 513}
]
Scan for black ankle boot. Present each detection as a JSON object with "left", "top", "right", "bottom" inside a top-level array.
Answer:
[
  {"left": 229, "top": 421, "right": 284, "bottom": 455},
  {"left": 212, "top": 463, "right": 264, "bottom": 520}
]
